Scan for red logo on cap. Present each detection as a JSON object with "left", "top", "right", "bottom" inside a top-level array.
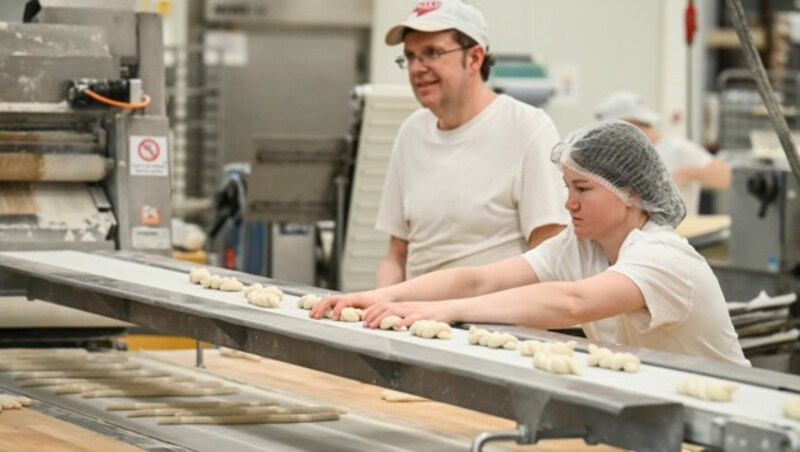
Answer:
[{"left": 413, "top": 1, "right": 442, "bottom": 16}]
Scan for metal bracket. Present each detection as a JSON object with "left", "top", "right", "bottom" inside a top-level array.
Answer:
[{"left": 712, "top": 416, "right": 800, "bottom": 451}]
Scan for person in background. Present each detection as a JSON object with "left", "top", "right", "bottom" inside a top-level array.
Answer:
[
  {"left": 374, "top": 0, "right": 568, "bottom": 287},
  {"left": 313, "top": 120, "right": 749, "bottom": 366},
  {"left": 595, "top": 91, "right": 731, "bottom": 216}
]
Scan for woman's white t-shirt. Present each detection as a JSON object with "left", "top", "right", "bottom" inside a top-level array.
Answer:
[{"left": 523, "top": 222, "right": 749, "bottom": 366}]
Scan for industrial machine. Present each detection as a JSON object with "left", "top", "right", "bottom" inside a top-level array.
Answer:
[
  {"left": 0, "top": 0, "right": 172, "bottom": 254},
  {"left": 730, "top": 160, "right": 800, "bottom": 275},
  {"left": 0, "top": 0, "right": 171, "bottom": 336}
]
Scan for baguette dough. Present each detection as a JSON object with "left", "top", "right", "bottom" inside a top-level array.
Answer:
[
  {"left": 14, "top": 370, "right": 171, "bottom": 380},
  {"left": 0, "top": 362, "right": 139, "bottom": 371},
  {"left": 189, "top": 268, "right": 211, "bottom": 284},
  {"left": 157, "top": 412, "right": 340, "bottom": 425},
  {"left": 676, "top": 376, "right": 739, "bottom": 402},
  {"left": 379, "top": 316, "right": 407, "bottom": 331},
  {"left": 81, "top": 386, "right": 239, "bottom": 398},
  {"left": 518, "top": 340, "right": 576, "bottom": 357},
  {"left": 783, "top": 397, "right": 800, "bottom": 420},
  {"left": 173, "top": 405, "right": 346, "bottom": 417},
  {"left": 380, "top": 389, "right": 427, "bottom": 403},
  {"left": 409, "top": 320, "right": 451, "bottom": 339},
  {"left": 57, "top": 380, "right": 222, "bottom": 395},
  {"left": 107, "top": 401, "right": 275, "bottom": 411},
  {"left": 20, "top": 376, "right": 193, "bottom": 388},
  {"left": 586, "top": 344, "right": 641, "bottom": 372},
  {"left": 467, "top": 326, "right": 517, "bottom": 350},
  {"left": 532, "top": 350, "right": 582, "bottom": 375}
]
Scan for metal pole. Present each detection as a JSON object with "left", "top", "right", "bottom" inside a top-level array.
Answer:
[{"left": 725, "top": 0, "right": 800, "bottom": 185}]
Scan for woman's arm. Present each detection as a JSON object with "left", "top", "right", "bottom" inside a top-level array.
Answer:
[
  {"left": 363, "top": 271, "right": 646, "bottom": 329},
  {"left": 312, "top": 256, "right": 538, "bottom": 320}
]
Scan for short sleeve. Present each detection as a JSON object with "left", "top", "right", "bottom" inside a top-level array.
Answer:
[
  {"left": 674, "top": 138, "right": 713, "bottom": 168},
  {"left": 522, "top": 227, "right": 572, "bottom": 282},
  {"left": 515, "top": 119, "right": 570, "bottom": 240},
  {"left": 607, "top": 232, "right": 693, "bottom": 333},
  {"left": 375, "top": 137, "right": 409, "bottom": 240}
]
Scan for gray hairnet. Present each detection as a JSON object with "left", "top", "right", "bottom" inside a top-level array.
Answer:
[{"left": 551, "top": 120, "right": 686, "bottom": 228}]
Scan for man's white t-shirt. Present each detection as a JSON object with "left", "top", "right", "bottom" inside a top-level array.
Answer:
[
  {"left": 376, "top": 94, "right": 569, "bottom": 279},
  {"left": 523, "top": 222, "right": 749, "bottom": 366},
  {"left": 656, "top": 136, "right": 713, "bottom": 216}
]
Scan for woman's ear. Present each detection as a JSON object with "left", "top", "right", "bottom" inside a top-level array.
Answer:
[{"left": 624, "top": 188, "right": 642, "bottom": 208}]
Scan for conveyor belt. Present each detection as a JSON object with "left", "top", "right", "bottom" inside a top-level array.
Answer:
[
  {"left": 0, "top": 250, "right": 798, "bottom": 451},
  {"left": 0, "top": 353, "right": 487, "bottom": 452}
]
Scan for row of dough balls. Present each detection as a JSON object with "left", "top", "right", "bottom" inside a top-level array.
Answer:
[
  {"left": 519, "top": 339, "right": 576, "bottom": 357},
  {"left": 586, "top": 344, "right": 641, "bottom": 373},
  {"left": 676, "top": 376, "right": 740, "bottom": 402},
  {"left": 409, "top": 320, "right": 451, "bottom": 339},
  {"left": 296, "top": 295, "right": 446, "bottom": 336},
  {"left": 468, "top": 326, "right": 518, "bottom": 350},
  {"left": 189, "top": 268, "right": 244, "bottom": 292},
  {"left": 244, "top": 284, "right": 284, "bottom": 308},
  {"left": 295, "top": 294, "right": 364, "bottom": 322}
]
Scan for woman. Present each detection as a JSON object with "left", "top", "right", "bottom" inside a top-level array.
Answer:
[{"left": 312, "top": 120, "right": 749, "bottom": 366}]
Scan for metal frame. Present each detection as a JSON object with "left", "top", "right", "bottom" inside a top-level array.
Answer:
[{"left": 2, "top": 251, "right": 800, "bottom": 451}]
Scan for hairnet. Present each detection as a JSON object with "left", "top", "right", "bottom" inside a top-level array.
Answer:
[{"left": 551, "top": 120, "right": 686, "bottom": 228}]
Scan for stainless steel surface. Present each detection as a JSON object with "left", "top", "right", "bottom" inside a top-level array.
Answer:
[
  {"left": 36, "top": 0, "right": 138, "bottom": 61},
  {"left": 729, "top": 162, "right": 800, "bottom": 273},
  {"left": 0, "top": 22, "right": 115, "bottom": 103},
  {"left": 204, "top": 0, "right": 372, "bottom": 27},
  {"left": 0, "top": 250, "right": 687, "bottom": 451},
  {"left": 4, "top": 251, "right": 800, "bottom": 450},
  {"left": 248, "top": 135, "right": 349, "bottom": 223}
]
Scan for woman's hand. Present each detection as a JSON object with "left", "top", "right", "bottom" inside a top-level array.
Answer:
[
  {"left": 309, "top": 291, "right": 391, "bottom": 320},
  {"left": 362, "top": 300, "right": 457, "bottom": 329}
]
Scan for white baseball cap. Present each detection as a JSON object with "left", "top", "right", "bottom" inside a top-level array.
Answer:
[
  {"left": 385, "top": 0, "right": 489, "bottom": 48},
  {"left": 595, "top": 91, "right": 660, "bottom": 127}
]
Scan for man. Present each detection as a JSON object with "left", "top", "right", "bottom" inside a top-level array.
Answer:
[
  {"left": 595, "top": 91, "right": 731, "bottom": 216},
  {"left": 375, "top": 0, "right": 569, "bottom": 287}
]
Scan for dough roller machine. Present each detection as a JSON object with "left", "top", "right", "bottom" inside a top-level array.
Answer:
[{"left": 0, "top": 0, "right": 172, "bottom": 333}]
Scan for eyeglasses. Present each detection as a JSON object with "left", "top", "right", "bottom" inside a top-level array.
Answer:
[{"left": 395, "top": 47, "right": 468, "bottom": 69}]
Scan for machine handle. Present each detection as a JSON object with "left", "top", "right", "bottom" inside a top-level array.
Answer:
[{"left": 746, "top": 172, "right": 780, "bottom": 218}]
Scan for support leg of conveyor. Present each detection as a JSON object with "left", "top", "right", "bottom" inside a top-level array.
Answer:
[
  {"left": 195, "top": 340, "right": 205, "bottom": 368},
  {"left": 470, "top": 424, "right": 531, "bottom": 452},
  {"left": 471, "top": 425, "right": 591, "bottom": 452}
]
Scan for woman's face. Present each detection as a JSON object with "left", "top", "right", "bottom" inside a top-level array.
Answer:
[{"left": 563, "top": 167, "right": 630, "bottom": 240}]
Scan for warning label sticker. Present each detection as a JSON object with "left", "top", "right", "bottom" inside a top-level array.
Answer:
[
  {"left": 131, "top": 226, "right": 171, "bottom": 250},
  {"left": 130, "top": 135, "right": 169, "bottom": 176}
]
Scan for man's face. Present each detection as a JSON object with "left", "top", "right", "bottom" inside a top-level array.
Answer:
[{"left": 402, "top": 31, "right": 472, "bottom": 112}]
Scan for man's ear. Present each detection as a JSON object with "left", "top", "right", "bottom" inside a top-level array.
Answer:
[{"left": 467, "top": 46, "right": 484, "bottom": 74}]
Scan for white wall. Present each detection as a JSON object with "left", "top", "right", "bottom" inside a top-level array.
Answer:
[{"left": 370, "top": 0, "right": 692, "bottom": 138}]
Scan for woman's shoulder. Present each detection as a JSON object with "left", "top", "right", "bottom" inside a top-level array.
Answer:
[{"left": 620, "top": 223, "right": 700, "bottom": 262}]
